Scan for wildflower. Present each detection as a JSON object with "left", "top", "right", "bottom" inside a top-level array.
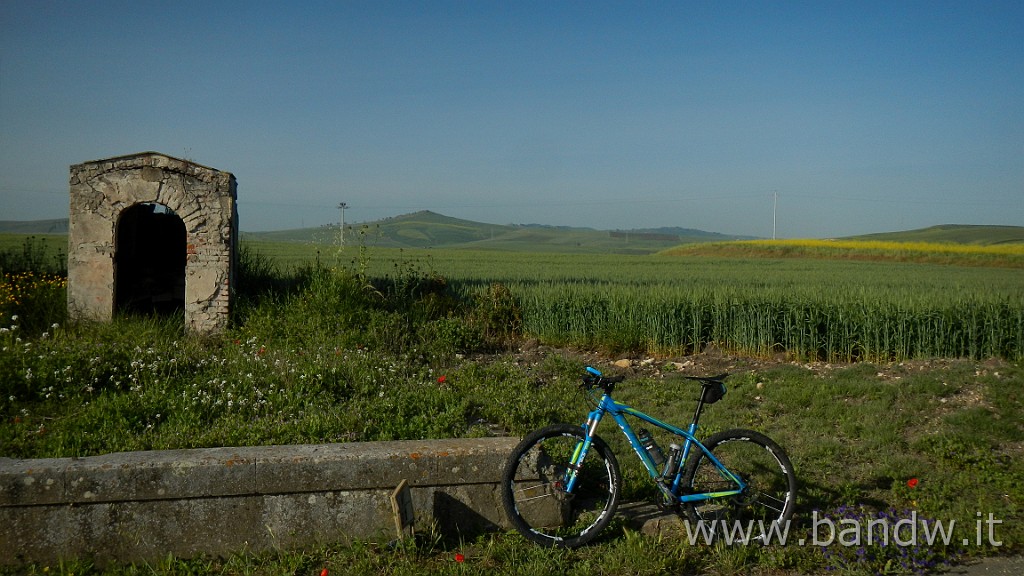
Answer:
[
  {"left": 454, "top": 553, "right": 465, "bottom": 563},
  {"left": 907, "top": 478, "right": 919, "bottom": 489},
  {"left": 437, "top": 375, "right": 447, "bottom": 384}
]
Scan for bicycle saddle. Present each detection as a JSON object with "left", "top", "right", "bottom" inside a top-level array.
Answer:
[{"left": 683, "top": 374, "right": 729, "bottom": 403}]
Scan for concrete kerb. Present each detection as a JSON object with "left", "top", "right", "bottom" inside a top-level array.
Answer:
[{"left": 0, "top": 437, "right": 520, "bottom": 566}]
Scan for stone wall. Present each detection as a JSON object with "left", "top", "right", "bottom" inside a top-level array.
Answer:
[
  {"left": 0, "top": 438, "right": 520, "bottom": 566},
  {"left": 68, "top": 152, "right": 238, "bottom": 333}
]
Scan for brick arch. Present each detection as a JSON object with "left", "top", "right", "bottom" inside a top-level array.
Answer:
[{"left": 68, "top": 152, "right": 238, "bottom": 333}]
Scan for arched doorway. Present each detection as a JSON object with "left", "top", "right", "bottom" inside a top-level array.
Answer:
[{"left": 115, "top": 203, "right": 187, "bottom": 316}]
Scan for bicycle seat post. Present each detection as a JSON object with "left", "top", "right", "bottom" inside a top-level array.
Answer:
[{"left": 690, "top": 392, "right": 707, "bottom": 429}]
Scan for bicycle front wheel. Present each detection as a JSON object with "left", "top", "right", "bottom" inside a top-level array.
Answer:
[
  {"left": 680, "top": 429, "right": 796, "bottom": 538},
  {"left": 501, "top": 423, "right": 621, "bottom": 548}
]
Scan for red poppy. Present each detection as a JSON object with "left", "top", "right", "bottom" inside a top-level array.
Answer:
[
  {"left": 907, "top": 478, "right": 919, "bottom": 488},
  {"left": 320, "top": 569, "right": 328, "bottom": 576},
  {"left": 454, "top": 553, "right": 465, "bottom": 563},
  {"left": 437, "top": 375, "right": 447, "bottom": 384}
]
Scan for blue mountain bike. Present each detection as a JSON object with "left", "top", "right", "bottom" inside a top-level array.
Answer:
[{"left": 501, "top": 366, "right": 797, "bottom": 547}]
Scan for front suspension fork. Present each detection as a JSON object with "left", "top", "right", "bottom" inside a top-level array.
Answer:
[{"left": 564, "top": 407, "right": 605, "bottom": 492}]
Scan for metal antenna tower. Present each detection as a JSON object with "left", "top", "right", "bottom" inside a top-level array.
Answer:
[
  {"left": 772, "top": 191, "right": 778, "bottom": 240},
  {"left": 338, "top": 202, "right": 348, "bottom": 247}
]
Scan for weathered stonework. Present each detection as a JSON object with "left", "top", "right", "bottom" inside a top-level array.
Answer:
[
  {"left": 0, "top": 438, "right": 521, "bottom": 566},
  {"left": 68, "top": 152, "right": 238, "bottom": 333}
]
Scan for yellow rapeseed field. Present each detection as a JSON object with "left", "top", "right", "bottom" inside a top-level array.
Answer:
[{"left": 744, "top": 238, "right": 1024, "bottom": 257}]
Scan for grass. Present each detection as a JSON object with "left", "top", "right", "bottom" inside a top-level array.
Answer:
[
  {"left": 0, "top": 234, "right": 67, "bottom": 275},
  {"left": 2, "top": 235, "right": 1022, "bottom": 574},
  {"left": 4, "top": 349, "right": 1020, "bottom": 575}
]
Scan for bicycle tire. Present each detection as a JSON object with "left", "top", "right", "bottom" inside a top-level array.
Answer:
[
  {"left": 680, "top": 429, "right": 796, "bottom": 541},
  {"left": 501, "top": 423, "right": 621, "bottom": 548}
]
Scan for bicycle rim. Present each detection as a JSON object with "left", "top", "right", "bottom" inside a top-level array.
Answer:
[
  {"left": 682, "top": 429, "right": 796, "bottom": 537},
  {"left": 501, "top": 424, "right": 620, "bottom": 547}
]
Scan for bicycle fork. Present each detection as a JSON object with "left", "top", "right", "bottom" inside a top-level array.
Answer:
[{"left": 562, "top": 405, "right": 606, "bottom": 493}]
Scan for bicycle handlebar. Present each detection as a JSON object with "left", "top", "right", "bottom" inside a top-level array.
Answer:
[{"left": 581, "top": 367, "right": 623, "bottom": 393}]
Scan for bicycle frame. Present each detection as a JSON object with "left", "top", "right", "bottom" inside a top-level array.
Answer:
[{"left": 568, "top": 390, "right": 746, "bottom": 505}]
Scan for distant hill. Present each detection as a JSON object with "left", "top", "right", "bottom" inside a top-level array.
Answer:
[
  {"left": 5, "top": 216, "right": 1021, "bottom": 253},
  {"left": 844, "top": 224, "right": 1024, "bottom": 245},
  {"left": 0, "top": 219, "right": 68, "bottom": 234},
  {"left": 240, "top": 210, "right": 754, "bottom": 254},
  {"left": 238, "top": 211, "right": 510, "bottom": 246}
]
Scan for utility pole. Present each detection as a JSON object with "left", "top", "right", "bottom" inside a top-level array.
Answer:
[
  {"left": 337, "top": 202, "right": 348, "bottom": 248},
  {"left": 772, "top": 191, "right": 778, "bottom": 240}
]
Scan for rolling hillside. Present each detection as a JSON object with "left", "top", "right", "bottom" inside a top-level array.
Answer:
[
  {"left": 239, "top": 210, "right": 753, "bottom": 254},
  {"left": 4, "top": 214, "right": 1022, "bottom": 254},
  {"left": 845, "top": 224, "right": 1024, "bottom": 245},
  {"left": 0, "top": 219, "right": 68, "bottom": 234}
]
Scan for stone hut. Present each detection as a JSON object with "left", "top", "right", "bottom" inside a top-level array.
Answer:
[{"left": 67, "top": 152, "right": 238, "bottom": 333}]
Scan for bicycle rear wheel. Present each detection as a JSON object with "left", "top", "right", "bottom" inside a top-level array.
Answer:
[
  {"left": 501, "top": 423, "right": 621, "bottom": 548},
  {"left": 680, "top": 429, "right": 796, "bottom": 540}
]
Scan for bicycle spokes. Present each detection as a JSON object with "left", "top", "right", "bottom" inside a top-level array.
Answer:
[
  {"left": 502, "top": 425, "right": 621, "bottom": 547},
  {"left": 684, "top": 431, "right": 796, "bottom": 526}
]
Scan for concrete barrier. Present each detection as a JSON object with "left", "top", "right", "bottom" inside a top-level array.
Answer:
[{"left": 0, "top": 437, "right": 521, "bottom": 566}]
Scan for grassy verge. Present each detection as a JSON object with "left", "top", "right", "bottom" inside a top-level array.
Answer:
[{"left": 3, "top": 323, "right": 1021, "bottom": 574}]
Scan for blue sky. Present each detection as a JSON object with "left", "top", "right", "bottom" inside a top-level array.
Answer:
[{"left": 1, "top": 1, "right": 1021, "bottom": 237}]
